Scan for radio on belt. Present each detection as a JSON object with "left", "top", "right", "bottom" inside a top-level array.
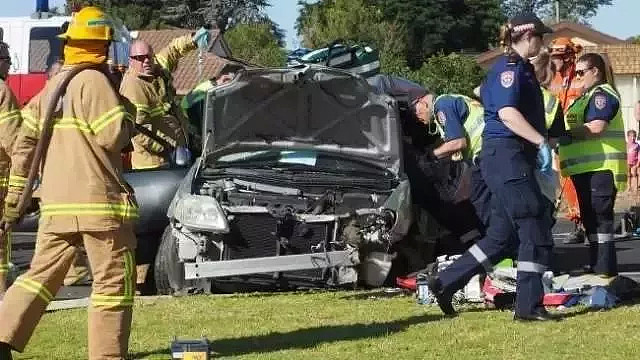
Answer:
[{"left": 170, "top": 337, "right": 211, "bottom": 360}]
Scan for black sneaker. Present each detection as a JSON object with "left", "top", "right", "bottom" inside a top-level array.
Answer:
[
  {"left": 514, "top": 308, "right": 562, "bottom": 322},
  {"left": 427, "top": 275, "right": 456, "bottom": 316}
]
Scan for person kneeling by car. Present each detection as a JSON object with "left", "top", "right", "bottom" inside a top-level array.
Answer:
[{"left": 368, "top": 74, "right": 484, "bottom": 257}]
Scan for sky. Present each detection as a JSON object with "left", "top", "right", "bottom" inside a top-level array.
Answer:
[{"left": 4, "top": 0, "right": 638, "bottom": 49}]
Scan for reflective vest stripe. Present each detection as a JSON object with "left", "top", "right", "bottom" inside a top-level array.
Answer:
[{"left": 560, "top": 152, "right": 626, "bottom": 168}]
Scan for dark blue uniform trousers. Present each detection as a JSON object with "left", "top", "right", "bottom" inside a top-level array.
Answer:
[
  {"left": 571, "top": 171, "right": 617, "bottom": 276},
  {"left": 438, "top": 138, "right": 554, "bottom": 316}
]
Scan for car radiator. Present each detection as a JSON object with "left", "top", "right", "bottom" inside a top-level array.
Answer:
[{"left": 224, "top": 213, "right": 333, "bottom": 282}]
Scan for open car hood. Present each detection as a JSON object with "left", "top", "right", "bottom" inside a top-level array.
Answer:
[{"left": 202, "top": 66, "right": 402, "bottom": 173}]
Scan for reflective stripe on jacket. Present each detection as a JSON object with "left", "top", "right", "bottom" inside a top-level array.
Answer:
[
  {"left": 10, "top": 67, "right": 138, "bottom": 232},
  {"left": 558, "top": 83, "right": 627, "bottom": 190},
  {"left": 120, "top": 35, "right": 196, "bottom": 170},
  {"left": 0, "top": 80, "right": 22, "bottom": 215}
]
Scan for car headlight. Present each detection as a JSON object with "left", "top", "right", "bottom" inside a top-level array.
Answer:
[{"left": 174, "top": 195, "right": 230, "bottom": 233}]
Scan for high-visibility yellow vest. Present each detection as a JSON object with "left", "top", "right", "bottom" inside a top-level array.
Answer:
[
  {"left": 542, "top": 88, "right": 559, "bottom": 130},
  {"left": 558, "top": 83, "right": 627, "bottom": 190},
  {"left": 434, "top": 95, "right": 484, "bottom": 161},
  {"left": 180, "top": 80, "right": 215, "bottom": 119}
]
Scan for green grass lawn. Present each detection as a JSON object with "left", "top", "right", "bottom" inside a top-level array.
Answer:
[{"left": 15, "top": 290, "right": 640, "bottom": 359}]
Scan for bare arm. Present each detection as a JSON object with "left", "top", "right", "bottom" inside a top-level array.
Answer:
[
  {"left": 498, "top": 107, "right": 545, "bottom": 146},
  {"left": 570, "top": 120, "right": 608, "bottom": 140},
  {"left": 433, "top": 138, "right": 467, "bottom": 159}
]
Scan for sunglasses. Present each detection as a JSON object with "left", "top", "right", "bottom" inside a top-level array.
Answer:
[
  {"left": 575, "top": 67, "right": 593, "bottom": 77},
  {"left": 130, "top": 54, "right": 151, "bottom": 62},
  {"left": 0, "top": 56, "right": 11, "bottom": 64}
]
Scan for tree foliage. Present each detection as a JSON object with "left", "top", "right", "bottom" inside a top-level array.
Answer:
[
  {"left": 371, "top": 0, "right": 505, "bottom": 68},
  {"left": 160, "top": 0, "right": 271, "bottom": 31},
  {"left": 65, "top": 0, "right": 281, "bottom": 36},
  {"left": 405, "top": 53, "right": 486, "bottom": 97},
  {"left": 225, "top": 23, "right": 287, "bottom": 67},
  {"left": 501, "top": 0, "right": 613, "bottom": 23}
]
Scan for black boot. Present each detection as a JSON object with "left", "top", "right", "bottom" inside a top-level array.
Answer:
[
  {"left": 0, "top": 342, "right": 12, "bottom": 360},
  {"left": 514, "top": 307, "right": 562, "bottom": 322},
  {"left": 427, "top": 275, "right": 456, "bottom": 316}
]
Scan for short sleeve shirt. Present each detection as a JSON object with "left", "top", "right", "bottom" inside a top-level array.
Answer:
[
  {"left": 585, "top": 89, "right": 619, "bottom": 123},
  {"left": 433, "top": 95, "right": 468, "bottom": 141},
  {"left": 481, "top": 54, "right": 546, "bottom": 139}
]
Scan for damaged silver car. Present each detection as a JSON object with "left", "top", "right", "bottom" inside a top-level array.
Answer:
[{"left": 154, "top": 66, "right": 413, "bottom": 294}]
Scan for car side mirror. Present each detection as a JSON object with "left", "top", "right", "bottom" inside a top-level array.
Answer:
[{"left": 172, "top": 146, "right": 193, "bottom": 167}]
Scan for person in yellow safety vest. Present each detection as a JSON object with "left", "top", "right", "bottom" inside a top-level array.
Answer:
[
  {"left": 181, "top": 72, "right": 235, "bottom": 131},
  {"left": 119, "top": 29, "right": 210, "bottom": 170},
  {"left": 0, "top": 41, "right": 22, "bottom": 297},
  {"left": 558, "top": 53, "right": 626, "bottom": 277},
  {"left": 0, "top": 7, "right": 138, "bottom": 360}
]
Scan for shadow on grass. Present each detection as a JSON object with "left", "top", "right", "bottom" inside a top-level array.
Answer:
[{"left": 130, "top": 314, "right": 442, "bottom": 358}]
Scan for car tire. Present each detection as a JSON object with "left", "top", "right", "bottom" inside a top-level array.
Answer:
[{"left": 154, "top": 225, "right": 210, "bottom": 295}]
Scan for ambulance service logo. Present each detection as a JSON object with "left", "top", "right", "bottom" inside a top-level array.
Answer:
[
  {"left": 437, "top": 111, "right": 447, "bottom": 126},
  {"left": 500, "top": 71, "right": 515, "bottom": 88},
  {"left": 594, "top": 94, "right": 607, "bottom": 110}
]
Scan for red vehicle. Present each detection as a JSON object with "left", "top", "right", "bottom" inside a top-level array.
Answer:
[{"left": 0, "top": 2, "right": 69, "bottom": 106}]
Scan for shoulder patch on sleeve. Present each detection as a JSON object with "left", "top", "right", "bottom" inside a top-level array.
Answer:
[
  {"left": 594, "top": 93, "right": 607, "bottom": 110},
  {"left": 500, "top": 71, "right": 515, "bottom": 88},
  {"left": 437, "top": 111, "right": 447, "bottom": 126}
]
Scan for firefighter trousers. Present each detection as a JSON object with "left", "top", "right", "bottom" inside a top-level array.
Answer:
[
  {"left": 0, "top": 225, "right": 137, "bottom": 360},
  {"left": 438, "top": 138, "right": 554, "bottom": 316},
  {"left": 571, "top": 171, "right": 618, "bottom": 276},
  {"left": 0, "top": 231, "right": 10, "bottom": 296}
]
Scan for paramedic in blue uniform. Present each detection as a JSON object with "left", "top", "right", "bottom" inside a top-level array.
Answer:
[
  {"left": 368, "top": 75, "right": 483, "bottom": 245},
  {"left": 430, "top": 95, "right": 491, "bottom": 229},
  {"left": 428, "top": 14, "right": 557, "bottom": 321}
]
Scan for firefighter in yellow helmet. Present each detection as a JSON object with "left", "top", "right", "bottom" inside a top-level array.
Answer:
[
  {"left": 0, "top": 41, "right": 22, "bottom": 297},
  {"left": 119, "top": 28, "right": 211, "bottom": 171},
  {"left": 0, "top": 7, "right": 137, "bottom": 360}
]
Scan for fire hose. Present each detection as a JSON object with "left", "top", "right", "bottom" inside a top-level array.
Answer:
[{"left": 0, "top": 63, "right": 100, "bottom": 238}]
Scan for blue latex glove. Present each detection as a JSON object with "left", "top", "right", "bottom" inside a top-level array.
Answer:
[
  {"left": 192, "top": 27, "right": 210, "bottom": 50},
  {"left": 537, "top": 141, "right": 552, "bottom": 172}
]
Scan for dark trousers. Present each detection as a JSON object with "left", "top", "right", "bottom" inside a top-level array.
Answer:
[
  {"left": 571, "top": 171, "right": 618, "bottom": 276},
  {"left": 438, "top": 137, "right": 554, "bottom": 316}
]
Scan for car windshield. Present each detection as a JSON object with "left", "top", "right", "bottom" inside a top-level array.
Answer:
[{"left": 214, "top": 150, "right": 390, "bottom": 177}]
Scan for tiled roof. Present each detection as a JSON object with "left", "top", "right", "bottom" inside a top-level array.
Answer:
[
  {"left": 476, "top": 21, "right": 624, "bottom": 68},
  {"left": 135, "top": 29, "right": 243, "bottom": 95},
  {"left": 581, "top": 44, "right": 640, "bottom": 75}
]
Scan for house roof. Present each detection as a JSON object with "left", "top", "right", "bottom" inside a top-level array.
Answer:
[
  {"left": 582, "top": 44, "right": 640, "bottom": 75},
  {"left": 134, "top": 29, "right": 242, "bottom": 95},
  {"left": 475, "top": 21, "right": 625, "bottom": 68}
]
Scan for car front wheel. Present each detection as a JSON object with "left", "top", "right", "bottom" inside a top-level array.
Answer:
[{"left": 154, "top": 225, "right": 210, "bottom": 295}]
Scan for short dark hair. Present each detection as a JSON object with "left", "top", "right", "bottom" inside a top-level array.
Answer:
[
  {"left": 628, "top": 129, "right": 637, "bottom": 136},
  {"left": 577, "top": 53, "right": 607, "bottom": 83}
]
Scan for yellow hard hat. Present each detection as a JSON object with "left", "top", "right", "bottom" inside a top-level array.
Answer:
[{"left": 58, "top": 6, "right": 113, "bottom": 41}]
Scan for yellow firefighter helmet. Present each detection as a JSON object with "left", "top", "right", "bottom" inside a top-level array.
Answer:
[{"left": 58, "top": 6, "right": 113, "bottom": 41}]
